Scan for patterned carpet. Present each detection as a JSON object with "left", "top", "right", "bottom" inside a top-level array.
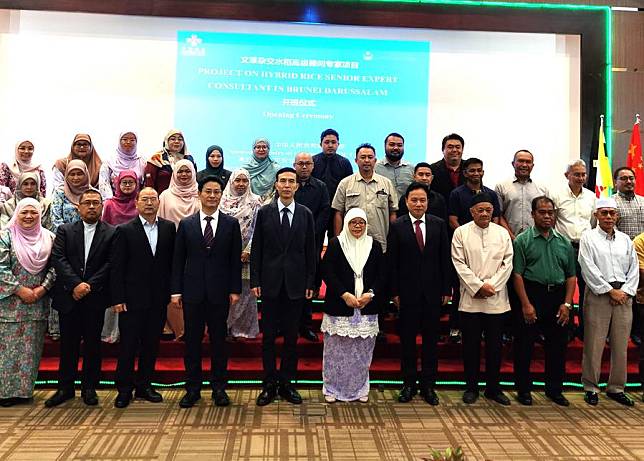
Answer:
[{"left": 1, "top": 388, "right": 643, "bottom": 460}]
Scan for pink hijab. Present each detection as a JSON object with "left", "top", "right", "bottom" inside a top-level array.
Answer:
[
  {"left": 7, "top": 197, "right": 55, "bottom": 275},
  {"left": 158, "top": 159, "right": 200, "bottom": 226},
  {"left": 9, "top": 140, "right": 41, "bottom": 181},
  {"left": 102, "top": 170, "right": 139, "bottom": 225}
]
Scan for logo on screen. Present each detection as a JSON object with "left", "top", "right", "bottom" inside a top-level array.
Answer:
[{"left": 181, "top": 34, "right": 206, "bottom": 57}]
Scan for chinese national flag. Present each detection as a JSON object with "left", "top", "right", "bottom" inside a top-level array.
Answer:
[{"left": 627, "top": 118, "right": 643, "bottom": 195}]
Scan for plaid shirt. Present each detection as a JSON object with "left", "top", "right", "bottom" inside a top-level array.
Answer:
[{"left": 613, "top": 192, "right": 644, "bottom": 239}]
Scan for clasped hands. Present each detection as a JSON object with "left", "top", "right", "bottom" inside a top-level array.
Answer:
[
  {"left": 341, "top": 292, "right": 372, "bottom": 309},
  {"left": 72, "top": 282, "right": 91, "bottom": 301},
  {"left": 608, "top": 288, "right": 629, "bottom": 306},
  {"left": 15, "top": 285, "right": 46, "bottom": 304}
]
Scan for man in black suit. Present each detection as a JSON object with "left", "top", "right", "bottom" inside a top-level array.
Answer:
[
  {"left": 251, "top": 167, "right": 316, "bottom": 406},
  {"left": 388, "top": 182, "right": 452, "bottom": 405},
  {"left": 170, "top": 176, "right": 242, "bottom": 408},
  {"left": 396, "top": 162, "right": 447, "bottom": 221},
  {"left": 110, "top": 187, "right": 176, "bottom": 408},
  {"left": 45, "top": 189, "right": 118, "bottom": 407}
]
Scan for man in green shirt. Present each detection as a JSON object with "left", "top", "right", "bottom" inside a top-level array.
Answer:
[{"left": 512, "top": 196, "right": 576, "bottom": 407}]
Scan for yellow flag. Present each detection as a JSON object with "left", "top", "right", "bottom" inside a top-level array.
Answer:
[{"left": 595, "top": 117, "right": 613, "bottom": 197}]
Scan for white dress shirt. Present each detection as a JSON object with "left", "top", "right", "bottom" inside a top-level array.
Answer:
[
  {"left": 578, "top": 226, "right": 639, "bottom": 297},
  {"left": 551, "top": 185, "right": 596, "bottom": 242},
  {"left": 139, "top": 215, "right": 158, "bottom": 255},
  {"left": 200, "top": 209, "right": 220, "bottom": 236},
  {"left": 83, "top": 221, "right": 97, "bottom": 266},
  {"left": 277, "top": 199, "right": 295, "bottom": 226},
  {"left": 409, "top": 213, "right": 426, "bottom": 242},
  {"left": 451, "top": 221, "right": 513, "bottom": 314}
]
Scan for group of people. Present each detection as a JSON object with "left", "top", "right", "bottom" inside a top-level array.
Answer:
[{"left": 0, "top": 128, "right": 642, "bottom": 411}]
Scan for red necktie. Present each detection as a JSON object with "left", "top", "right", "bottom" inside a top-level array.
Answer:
[
  {"left": 414, "top": 220, "right": 424, "bottom": 252},
  {"left": 204, "top": 216, "right": 214, "bottom": 248}
]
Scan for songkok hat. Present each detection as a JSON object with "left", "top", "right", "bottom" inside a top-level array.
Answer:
[
  {"left": 470, "top": 192, "right": 494, "bottom": 207},
  {"left": 595, "top": 197, "right": 617, "bottom": 210}
]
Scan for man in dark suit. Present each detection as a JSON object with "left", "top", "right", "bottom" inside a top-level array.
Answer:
[
  {"left": 388, "top": 182, "right": 452, "bottom": 405},
  {"left": 170, "top": 176, "right": 242, "bottom": 408},
  {"left": 45, "top": 189, "right": 118, "bottom": 407},
  {"left": 396, "top": 162, "right": 447, "bottom": 221},
  {"left": 251, "top": 167, "right": 316, "bottom": 406},
  {"left": 110, "top": 187, "right": 176, "bottom": 408}
]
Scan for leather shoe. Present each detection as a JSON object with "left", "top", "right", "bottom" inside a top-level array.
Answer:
[
  {"left": 114, "top": 392, "right": 131, "bottom": 408},
  {"left": 397, "top": 385, "right": 417, "bottom": 403},
  {"left": 516, "top": 392, "right": 533, "bottom": 406},
  {"left": 606, "top": 392, "right": 635, "bottom": 407},
  {"left": 420, "top": 388, "right": 439, "bottom": 406},
  {"left": 584, "top": 391, "right": 598, "bottom": 406},
  {"left": 279, "top": 384, "right": 302, "bottom": 404},
  {"left": 484, "top": 390, "right": 511, "bottom": 406},
  {"left": 45, "top": 389, "right": 75, "bottom": 408},
  {"left": 179, "top": 391, "right": 201, "bottom": 408},
  {"left": 81, "top": 389, "right": 99, "bottom": 406},
  {"left": 300, "top": 329, "right": 319, "bottom": 342},
  {"left": 462, "top": 389, "right": 479, "bottom": 404},
  {"left": 212, "top": 389, "right": 230, "bottom": 407},
  {"left": 135, "top": 387, "right": 163, "bottom": 403},
  {"left": 545, "top": 392, "right": 570, "bottom": 407},
  {"left": 256, "top": 385, "right": 278, "bottom": 406}
]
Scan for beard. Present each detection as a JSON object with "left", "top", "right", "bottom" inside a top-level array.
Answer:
[{"left": 385, "top": 151, "right": 403, "bottom": 162}]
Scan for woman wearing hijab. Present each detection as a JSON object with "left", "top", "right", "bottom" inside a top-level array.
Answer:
[
  {"left": 0, "top": 198, "right": 56, "bottom": 407},
  {"left": 197, "top": 145, "right": 231, "bottom": 187},
  {"left": 100, "top": 169, "right": 139, "bottom": 344},
  {"left": 320, "top": 208, "right": 385, "bottom": 403},
  {"left": 243, "top": 138, "right": 279, "bottom": 201},
  {"left": 50, "top": 159, "right": 91, "bottom": 232},
  {"left": 98, "top": 132, "right": 146, "bottom": 199},
  {"left": 144, "top": 129, "right": 196, "bottom": 194},
  {"left": 0, "top": 140, "right": 47, "bottom": 197},
  {"left": 52, "top": 134, "right": 102, "bottom": 191},
  {"left": 0, "top": 172, "right": 52, "bottom": 231},
  {"left": 219, "top": 168, "right": 262, "bottom": 338}
]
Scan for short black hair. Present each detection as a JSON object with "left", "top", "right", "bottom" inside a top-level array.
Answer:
[
  {"left": 320, "top": 128, "right": 339, "bottom": 142},
  {"left": 355, "top": 143, "right": 376, "bottom": 157},
  {"left": 136, "top": 187, "right": 159, "bottom": 200},
  {"left": 405, "top": 181, "right": 429, "bottom": 199},
  {"left": 79, "top": 188, "right": 102, "bottom": 203},
  {"left": 384, "top": 132, "right": 405, "bottom": 145},
  {"left": 414, "top": 162, "right": 432, "bottom": 173},
  {"left": 198, "top": 175, "right": 224, "bottom": 192},
  {"left": 463, "top": 157, "right": 483, "bottom": 170},
  {"left": 513, "top": 149, "right": 533, "bottom": 161},
  {"left": 441, "top": 133, "right": 465, "bottom": 151},
  {"left": 275, "top": 167, "right": 297, "bottom": 180},
  {"left": 531, "top": 195, "right": 555, "bottom": 212},
  {"left": 613, "top": 166, "right": 636, "bottom": 181}
]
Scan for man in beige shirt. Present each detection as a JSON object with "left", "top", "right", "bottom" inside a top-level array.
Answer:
[{"left": 451, "top": 193, "right": 513, "bottom": 406}]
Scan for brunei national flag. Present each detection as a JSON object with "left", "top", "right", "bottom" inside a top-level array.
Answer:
[{"left": 595, "top": 116, "right": 613, "bottom": 198}]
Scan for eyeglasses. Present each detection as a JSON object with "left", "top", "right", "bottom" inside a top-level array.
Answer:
[
  {"left": 74, "top": 142, "right": 91, "bottom": 148},
  {"left": 295, "top": 162, "right": 313, "bottom": 167},
  {"left": 349, "top": 221, "right": 366, "bottom": 227},
  {"left": 79, "top": 200, "right": 101, "bottom": 207},
  {"left": 120, "top": 180, "right": 136, "bottom": 186},
  {"left": 168, "top": 136, "right": 184, "bottom": 142}
]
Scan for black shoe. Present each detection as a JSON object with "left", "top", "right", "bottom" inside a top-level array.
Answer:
[
  {"left": 0, "top": 398, "right": 19, "bottom": 407},
  {"left": 81, "top": 389, "right": 99, "bottom": 406},
  {"left": 135, "top": 387, "right": 163, "bottom": 403},
  {"left": 212, "top": 389, "right": 230, "bottom": 407},
  {"left": 256, "top": 385, "right": 278, "bottom": 406},
  {"left": 501, "top": 333, "right": 513, "bottom": 345},
  {"left": 300, "top": 329, "right": 319, "bottom": 342},
  {"left": 179, "top": 390, "right": 201, "bottom": 408},
  {"left": 114, "top": 392, "right": 131, "bottom": 408},
  {"left": 545, "top": 392, "right": 570, "bottom": 407},
  {"left": 44, "top": 389, "right": 75, "bottom": 408},
  {"left": 420, "top": 388, "right": 439, "bottom": 406},
  {"left": 279, "top": 384, "right": 302, "bottom": 404},
  {"left": 631, "top": 334, "right": 642, "bottom": 346},
  {"left": 397, "top": 385, "right": 417, "bottom": 403},
  {"left": 376, "top": 331, "right": 387, "bottom": 344},
  {"left": 462, "top": 389, "right": 479, "bottom": 404},
  {"left": 484, "top": 390, "right": 511, "bottom": 406},
  {"left": 584, "top": 391, "right": 598, "bottom": 406},
  {"left": 516, "top": 392, "right": 533, "bottom": 406},
  {"left": 449, "top": 329, "right": 462, "bottom": 344},
  {"left": 606, "top": 392, "right": 635, "bottom": 407}
]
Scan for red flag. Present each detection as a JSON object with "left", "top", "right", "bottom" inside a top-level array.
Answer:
[{"left": 627, "top": 116, "right": 643, "bottom": 195}]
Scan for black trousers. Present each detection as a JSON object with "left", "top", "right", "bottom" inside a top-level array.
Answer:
[
  {"left": 183, "top": 301, "right": 228, "bottom": 392},
  {"left": 261, "top": 285, "right": 303, "bottom": 386},
  {"left": 513, "top": 282, "right": 568, "bottom": 394},
  {"left": 58, "top": 305, "right": 105, "bottom": 391},
  {"left": 572, "top": 245, "right": 586, "bottom": 335},
  {"left": 461, "top": 311, "right": 504, "bottom": 393},
  {"left": 300, "top": 298, "right": 314, "bottom": 332},
  {"left": 115, "top": 305, "right": 165, "bottom": 393},
  {"left": 399, "top": 299, "right": 441, "bottom": 388}
]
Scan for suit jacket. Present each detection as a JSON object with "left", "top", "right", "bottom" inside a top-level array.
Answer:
[
  {"left": 387, "top": 213, "right": 451, "bottom": 306},
  {"left": 429, "top": 159, "right": 465, "bottom": 205},
  {"left": 250, "top": 201, "right": 316, "bottom": 300},
  {"left": 51, "top": 219, "right": 118, "bottom": 313},
  {"left": 110, "top": 216, "right": 176, "bottom": 310},
  {"left": 321, "top": 238, "right": 385, "bottom": 316},
  {"left": 171, "top": 211, "right": 242, "bottom": 306}
]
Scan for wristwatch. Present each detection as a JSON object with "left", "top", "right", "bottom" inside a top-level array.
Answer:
[{"left": 563, "top": 302, "right": 572, "bottom": 310}]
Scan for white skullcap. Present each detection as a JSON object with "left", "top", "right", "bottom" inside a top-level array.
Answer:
[{"left": 595, "top": 197, "right": 617, "bottom": 210}]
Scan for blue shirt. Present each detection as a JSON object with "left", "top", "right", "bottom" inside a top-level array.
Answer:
[{"left": 448, "top": 184, "right": 501, "bottom": 225}]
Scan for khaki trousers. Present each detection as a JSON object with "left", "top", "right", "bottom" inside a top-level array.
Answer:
[{"left": 581, "top": 288, "right": 632, "bottom": 393}]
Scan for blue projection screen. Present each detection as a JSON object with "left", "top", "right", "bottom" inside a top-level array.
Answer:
[{"left": 175, "top": 31, "right": 430, "bottom": 169}]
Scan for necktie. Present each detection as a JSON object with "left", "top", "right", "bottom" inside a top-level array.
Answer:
[
  {"left": 414, "top": 220, "right": 424, "bottom": 252},
  {"left": 204, "top": 216, "right": 214, "bottom": 248},
  {"left": 281, "top": 208, "right": 290, "bottom": 243}
]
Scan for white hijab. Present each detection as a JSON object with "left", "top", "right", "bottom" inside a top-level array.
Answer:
[{"left": 337, "top": 208, "right": 372, "bottom": 297}]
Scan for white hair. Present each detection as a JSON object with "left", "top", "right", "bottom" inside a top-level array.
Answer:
[{"left": 565, "top": 158, "right": 586, "bottom": 173}]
